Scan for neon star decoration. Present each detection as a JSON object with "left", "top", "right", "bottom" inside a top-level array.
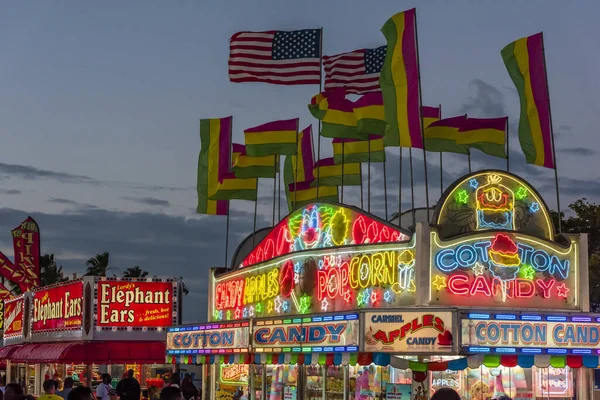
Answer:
[
  {"left": 274, "top": 296, "right": 283, "bottom": 313},
  {"left": 321, "top": 298, "right": 329, "bottom": 311},
  {"left": 255, "top": 303, "right": 263, "bottom": 314},
  {"left": 383, "top": 290, "right": 393, "bottom": 303},
  {"left": 226, "top": 310, "right": 231, "bottom": 320},
  {"left": 456, "top": 190, "right": 469, "bottom": 204},
  {"left": 433, "top": 275, "right": 447, "bottom": 291},
  {"left": 370, "top": 291, "right": 378, "bottom": 305},
  {"left": 299, "top": 296, "right": 311, "bottom": 313},
  {"left": 469, "top": 179, "right": 479, "bottom": 189},
  {"left": 248, "top": 306, "right": 255, "bottom": 317},
  {"left": 516, "top": 186, "right": 528, "bottom": 200},
  {"left": 530, "top": 202, "right": 540, "bottom": 213},
  {"left": 521, "top": 265, "right": 535, "bottom": 280},
  {"left": 234, "top": 308, "right": 241, "bottom": 320},
  {"left": 556, "top": 283, "right": 569, "bottom": 298},
  {"left": 472, "top": 262, "right": 484, "bottom": 276},
  {"left": 282, "top": 301, "right": 289, "bottom": 312},
  {"left": 242, "top": 308, "right": 248, "bottom": 318}
]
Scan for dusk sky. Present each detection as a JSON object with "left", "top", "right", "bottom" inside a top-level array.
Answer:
[{"left": 1, "top": 1, "right": 598, "bottom": 322}]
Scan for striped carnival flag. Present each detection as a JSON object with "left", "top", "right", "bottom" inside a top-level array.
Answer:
[
  {"left": 424, "top": 116, "right": 469, "bottom": 154},
  {"left": 421, "top": 105, "right": 441, "bottom": 129},
  {"left": 290, "top": 126, "right": 315, "bottom": 183},
  {"left": 380, "top": 9, "right": 423, "bottom": 148},
  {"left": 229, "top": 30, "right": 322, "bottom": 85},
  {"left": 502, "top": 33, "right": 554, "bottom": 168},
  {"left": 312, "top": 158, "right": 362, "bottom": 187},
  {"left": 244, "top": 118, "right": 298, "bottom": 157},
  {"left": 288, "top": 180, "right": 339, "bottom": 210},
  {"left": 353, "top": 91, "right": 386, "bottom": 136},
  {"left": 309, "top": 90, "right": 362, "bottom": 139},
  {"left": 197, "top": 117, "right": 231, "bottom": 215},
  {"left": 332, "top": 136, "right": 385, "bottom": 164},
  {"left": 209, "top": 172, "right": 258, "bottom": 201},
  {"left": 457, "top": 117, "right": 508, "bottom": 158},
  {"left": 232, "top": 143, "right": 278, "bottom": 178},
  {"left": 323, "top": 46, "right": 386, "bottom": 94}
]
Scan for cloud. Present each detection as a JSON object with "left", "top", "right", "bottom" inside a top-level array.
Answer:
[
  {"left": 0, "top": 189, "right": 21, "bottom": 195},
  {"left": 0, "top": 206, "right": 270, "bottom": 322},
  {"left": 558, "top": 147, "right": 596, "bottom": 156},
  {"left": 459, "top": 79, "right": 507, "bottom": 118},
  {"left": 48, "top": 198, "right": 80, "bottom": 205},
  {"left": 121, "top": 197, "right": 170, "bottom": 207}
]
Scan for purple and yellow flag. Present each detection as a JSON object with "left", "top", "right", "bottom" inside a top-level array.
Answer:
[
  {"left": 197, "top": 117, "right": 230, "bottom": 215},
  {"left": 244, "top": 118, "right": 298, "bottom": 157},
  {"left": 312, "top": 157, "right": 362, "bottom": 187},
  {"left": 353, "top": 92, "right": 386, "bottom": 136},
  {"left": 232, "top": 144, "right": 278, "bottom": 179},
  {"left": 290, "top": 126, "right": 315, "bottom": 183},
  {"left": 421, "top": 106, "right": 441, "bottom": 130},
  {"left": 457, "top": 117, "right": 507, "bottom": 158},
  {"left": 380, "top": 8, "right": 423, "bottom": 149},
  {"left": 210, "top": 172, "right": 258, "bottom": 201},
  {"left": 332, "top": 135, "right": 385, "bottom": 164},
  {"left": 424, "top": 116, "right": 469, "bottom": 154},
  {"left": 288, "top": 180, "right": 339, "bottom": 209},
  {"left": 502, "top": 33, "right": 554, "bottom": 168}
]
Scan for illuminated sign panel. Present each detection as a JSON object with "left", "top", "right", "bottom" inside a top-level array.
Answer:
[
  {"left": 252, "top": 314, "right": 359, "bottom": 352},
  {"left": 430, "top": 229, "right": 578, "bottom": 310},
  {"left": 241, "top": 203, "right": 410, "bottom": 267},
  {"left": 461, "top": 313, "right": 600, "bottom": 354},
  {"left": 32, "top": 281, "right": 83, "bottom": 332},
  {"left": 3, "top": 297, "right": 24, "bottom": 338},
  {"left": 96, "top": 281, "right": 175, "bottom": 327},
  {"left": 212, "top": 241, "right": 416, "bottom": 321},
  {"left": 435, "top": 172, "right": 553, "bottom": 241},
  {"left": 219, "top": 365, "right": 249, "bottom": 385},
  {"left": 364, "top": 311, "right": 454, "bottom": 353},
  {"left": 166, "top": 322, "right": 250, "bottom": 355}
]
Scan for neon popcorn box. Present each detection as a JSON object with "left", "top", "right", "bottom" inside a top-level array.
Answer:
[{"left": 475, "top": 174, "right": 515, "bottom": 230}]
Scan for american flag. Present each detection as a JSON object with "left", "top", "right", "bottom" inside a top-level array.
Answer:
[
  {"left": 229, "top": 29, "right": 322, "bottom": 85},
  {"left": 323, "top": 46, "right": 386, "bottom": 94}
]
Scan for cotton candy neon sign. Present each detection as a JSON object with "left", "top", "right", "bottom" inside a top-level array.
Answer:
[
  {"left": 240, "top": 203, "right": 410, "bottom": 268},
  {"left": 430, "top": 229, "right": 578, "bottom": 310}
]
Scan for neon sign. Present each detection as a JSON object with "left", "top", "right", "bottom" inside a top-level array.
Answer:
[
  {"left": 461, "top": 314, "right": 600, "bottom": 354},
  {"left": 252, "top": 314, "right": 359, "bottom": 352},
  {"left": 240, "top": 203, "right": 410, "bottom": 268},
  {"left": 166, "top": 322, "right": 250, "bottom": 354},
  {"left": 435, "top": 171, "right": 553, "bottom": 241},
  {"left": 430, "top": 229, "right": 578, "bottom": 309},
  {"left": 212, "top": 241, "right": 416, "bottom": 321},
  {"left": 32, "top": 281, "right": 83, "bottom": 332},
  {"left": 364, "top": 312, "right": 454, "bottom": 353},
  {"left": 220, "top": 365, "right": 249, "bottom": 385}
]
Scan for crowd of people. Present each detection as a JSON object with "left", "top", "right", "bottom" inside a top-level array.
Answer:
[{"left": 0, "top": 370, "right": 200, "bottom": 400}]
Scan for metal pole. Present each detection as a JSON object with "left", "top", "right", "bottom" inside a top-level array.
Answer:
[
  {"left": 252, "top": 180, "right": 258, "bottom": 247},
  {"left": 414, "top": 9, "right": 431, "bottom": 222},
  {"left": 383, "top": 148, "right": 388, "bottom": 221},
  {"left": 272, "top": 156, "right": 276, "bottom": 225},
  {"left": 341, "top": 138, "right": 345, "bottom": 203},
  {"left": 506, "top": 117, "right": 510, "bottom": 172},
  {"left": 294, "top": 128, "right": 300, "bottom": 211},
  {"left": 224, "top": 211, "right": 230, "bottom": 269},
  {"left": 409, "top": 148, "right": 415, "bottom": 226},
  {"left": 277, "top": 155, "right": 281, "bottom": 220},
  {"left": 316, "top": 27, "right": 324, "bottom": 200},
  {"left": 398, "top": 147, "right": 402, "bottom": 226},
  {"left": 440, "top": 152, "right": 443, "bottom": 197},
  {"left": 467, "top": 153, "right": 472, "bottom": 174},
  {"left": 541, "top": 33, "right": 562, "bottom": 233},
  {"left": 367, "top": 139, "right": 371, "bottom": 213}
]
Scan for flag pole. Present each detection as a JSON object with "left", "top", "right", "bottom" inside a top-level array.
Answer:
[
  {"left": 316, "top": 27, "right": 324, "bottom": 200},
  {"left": 414, "top": 9, "right": 431, "bottom": 222},
  {"left": 398, "top": 147, "right": 403, "bottom": 226},
  {"left": 225, "top": 207, "right": 230, "bottom": 268},
  {"left": 252, "top": 180, "right": 259, "bottom": 247},
  {"left": 409, "top": 148, "right": 415, "bottom": 226},
  {"left": 383, "top": 147, "right": 388, "bottom": 221},
  {"left": 277, "top": 156, "right": 281, "bottom": 220},
  {"left": 541, "top": 32, "right": 562, "bottom": 233},
  {"left": 294, "top": 124, "right": 300, "bottom": 211},
  {"left": 439, "top": 104, "right": 443, "bottom": 197},
  {"left": 341, "top": 138, "right": 345, "bottom": 203},
  {"left": 272, "top": 155, "right": 277, "bottom": 225},
  {"left": 505, "top": 117, "right": 510, "bottom": 172},
  {"left": 467, "top": 152, "right": 472, "bottom": 174},
  {"left": 368, "top": 139, "right": 371, "bottom": 213}
]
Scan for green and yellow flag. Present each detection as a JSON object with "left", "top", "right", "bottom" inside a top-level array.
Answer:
[
  {"left": 312, "top": 157, "right": 361, "bottom": 187},
  {"left": 332, "top": 136, "right": 385, "bottom": 164},
  {"left": 244, "top": 118, "right": 298, "bottom": 157},
  {"left": 197, "top": 117, "right": 230, "bottom": 215},
  {"left": 232, "top": 144, "right": 278, "bottom": 179},
  {"left": 288, "top": 181, "right": 339, "bottom": 210},
  {"left": 209, "top": 172, "right": 257, "bottom": 201},
  {"left": 457, "top": 117, "right": 507, "bottom": 158},
  {"left": 424, "top": 116, "right": 470, "bottom": 154}
]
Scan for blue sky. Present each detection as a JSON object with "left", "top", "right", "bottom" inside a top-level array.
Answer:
[{"left": 0, "top": 1, "right": 598, "bottom": 321}]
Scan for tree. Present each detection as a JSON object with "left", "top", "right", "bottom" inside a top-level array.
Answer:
[
  {"left": 85, "top": 252, "right": 110, "bottom": 276},
  {"left": 40, "top": 254, "right": 68, "bottom": 286},
  {"left": 555, "top": 198, "right": 600, "bottom": 311},
  {"left": 123, "top": 266, "right": 148, "bottom": 278}
]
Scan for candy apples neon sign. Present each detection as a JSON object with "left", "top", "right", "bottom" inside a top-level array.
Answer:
[
  {"left": 430, "top": 229, "right": 578, "bottom": 309},
  {"left": 240, "top": 203, "right": 410, "bottom": 268},
  {"left": 212, "top": 241, "right": 416, "bottom": 321}
]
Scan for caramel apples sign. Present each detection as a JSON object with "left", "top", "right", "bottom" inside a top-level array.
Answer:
[{"left": 96, "top": 280, "right": 175, "bottom": 327}]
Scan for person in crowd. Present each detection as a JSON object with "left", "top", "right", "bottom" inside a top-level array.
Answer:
[
  {"left": 67, "top": 386, "right": 94, "bottom": 400},
  {"left": 37, "top": 379, "right": 63, "bottom": 400},
  {"left": 148, "top": 386, "right": 160, "bottom": 400},
  {"left": 55, "top": 379, "right": 63, "bottom": 392},
  {"left": 431, "top": 388, "right": 461, "bottom": 400},
  {"left": 142, "top": 390, "right": 149, "bottom": 400},
  {"left": 0, "top": 376, "right": 6, "bottom": 394},
  {"left": 4, "top": 383, "right": 24, "bottom": 400},
  {"left": 160, "top": 386, "right": 183, "bottom": 400},
  {"left": 167, "top": 373, "right": 180, "bottom": 389},
  {"left": 470, "top": 381, "right": 490, "bottom": 400},
  {"left": 57, "top": 378, "right": 74, "bottom": 400},
  {"left": 181, "top": 374, "right": 198, "bottom": 400},
  {"left": 116, "top": 370, "right": 141, "bottom": 400},
  {"left": 96, "top": 374, "right": 114, "bottom": 400}
]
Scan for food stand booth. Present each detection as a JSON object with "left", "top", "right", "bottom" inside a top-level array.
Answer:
[
  {"left": 1, "top": 277, "right": 181, "bottom": 394},
  {"left": 166, "top": 170, "right": 595, "bottom": 400}
]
